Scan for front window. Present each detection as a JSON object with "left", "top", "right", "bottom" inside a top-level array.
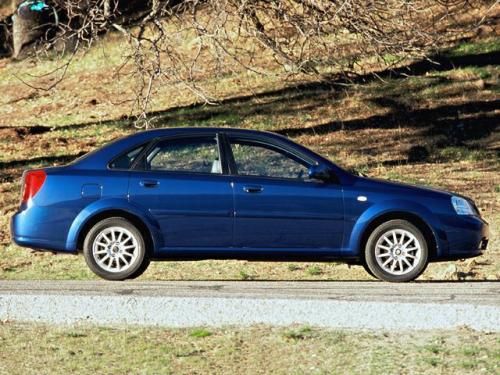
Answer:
[
  {"left": 229, "top": 139, "right": 309, "bottom": 180},
  {"left": 146, "top": 136, "right": 222, "bottom": 174}
]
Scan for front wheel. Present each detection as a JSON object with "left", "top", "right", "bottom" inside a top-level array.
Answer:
[
  {"left": 364, "top": 220, "right": 429, "bottom": 282},
  {"left": 83, "top": 217, "right": 150, "bottom": 281}
]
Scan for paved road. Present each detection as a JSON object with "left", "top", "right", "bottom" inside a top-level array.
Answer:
[
  {"left": 1, "top": 280, "right": 499, "bottom": 304},
  {"left": 1, "top": 281, "right": 499, "bottom": 330}
]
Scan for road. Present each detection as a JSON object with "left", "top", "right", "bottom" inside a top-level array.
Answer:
[{"left": 1, "top": 280, "right": 499, "bottom": 330}]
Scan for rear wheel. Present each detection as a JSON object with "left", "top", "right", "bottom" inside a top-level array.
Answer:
[
  {"left": 83, "top": 217, "right": 150, "bottom": 281},
  {"left": 364, "top": 220, "right": 428, "bottom": 282}
]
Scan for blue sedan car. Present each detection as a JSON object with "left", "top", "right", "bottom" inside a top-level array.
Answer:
[{"left": 11, "top": 127, "right": 489, "bottom": 281}]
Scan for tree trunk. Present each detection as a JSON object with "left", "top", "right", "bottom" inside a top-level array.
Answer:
[{"left": 0, "top": 17, "right": 12, "bottom": 57}]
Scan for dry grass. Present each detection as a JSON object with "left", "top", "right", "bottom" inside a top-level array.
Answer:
[
  {"left": 0, "top": 32, "right": 498, "bottom": 281},
  {"left": 0, "top": 323, "right": 498, "bottom": 375}
]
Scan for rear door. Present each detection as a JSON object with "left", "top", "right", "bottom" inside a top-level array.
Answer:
[
  {"left": 128, "top": 133, "right": 234, "bottom": 248},
  {"left": 226, "top": 136, "right": 344, "bottom": 250}
]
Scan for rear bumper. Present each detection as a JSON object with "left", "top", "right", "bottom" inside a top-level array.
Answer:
[
  {"left": 11, "top": 235, "right": 68, "bottom": 252},
  {"left": 11, "top": 211, "right": 72, "bottom": 252}
]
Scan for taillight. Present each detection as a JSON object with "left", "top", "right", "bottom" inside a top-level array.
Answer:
[{"left": 21, "top": 170, "right": 46, "bottom": 204}]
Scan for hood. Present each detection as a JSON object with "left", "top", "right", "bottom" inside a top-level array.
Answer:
[{"left": 353, "top": 175, "right": 454, "bottom": 199}]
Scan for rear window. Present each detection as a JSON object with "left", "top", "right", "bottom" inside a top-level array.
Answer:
[
  {"left": 145, "top": 136, "right": 221, "bottom": 174},
  {"left": 109, "top": 145, "right": 145, "bottom": 169}
]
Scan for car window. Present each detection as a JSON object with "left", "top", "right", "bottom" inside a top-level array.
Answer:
[
  {"left": 109, "top": 145, "right": 145, "bottom": 169},
  {"left": 230, "top": 140, "right": 309, "bottom": 179},
  {"left": 146, "top": 136, "right": 221, "bottom": 174}
]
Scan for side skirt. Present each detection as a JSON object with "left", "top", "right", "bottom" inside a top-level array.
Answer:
[{"left": 153, "top": 247, "right": 359, "bottom": 263}]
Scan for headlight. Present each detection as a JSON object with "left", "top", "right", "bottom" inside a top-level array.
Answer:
[{"left": 451, "top": 196, "right": 475, "bottom": 215}]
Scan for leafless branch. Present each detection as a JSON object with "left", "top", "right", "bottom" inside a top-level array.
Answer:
[{"left": 4, "top": 0, "right": 495, "bottom": 127}]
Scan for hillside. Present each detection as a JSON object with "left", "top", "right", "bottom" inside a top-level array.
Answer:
[{"left": 0, "top": 26, "right": 498, "bottom": 281}]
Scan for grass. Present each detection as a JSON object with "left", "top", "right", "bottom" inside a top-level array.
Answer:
[
  {"left": 306, "top": 265, "right": 322, "bottom": 276},
  {"left": 188, "top": 328, "right": 213, "bottom": 338},
  {"left": 287, "top": 264, "right": 301, "bottom": 272},
  {"left": 447, "top": 38, "right": 500, "bottom": 57},
  {"left": 282, "top": 326, "right": 316, "bottom": 340},
  {"left": 422, "top": 357, "right": 443, "bottom": 367},
  {"left": 238, "top": 270, "right": 253, "bottom": 281},
  {"left": 462, "top": 346, "right": 480, "bottom": 356},
  {"left": 0, "top": 29, "right": 498, "bottom": 282},
  {"left": 424, "top": 343, "right": 444, "bottom": 355},
  {"left": 437, "top": 147, "right": 493, "bottom": 163},
  {"left": 0, "top": 323, "right": 498, "bottom": 375}
]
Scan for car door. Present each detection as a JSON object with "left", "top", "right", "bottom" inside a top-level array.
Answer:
[
  {"left": 226, "top": 136, "right": 344, "bottom": 250},
  {"left": 128, "top": 134, "right": 234, "bottom": 249}
]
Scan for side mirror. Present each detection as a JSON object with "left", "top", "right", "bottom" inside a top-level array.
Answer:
[{"left": 308, "top": 164, "right": 335, "bottom": 182}]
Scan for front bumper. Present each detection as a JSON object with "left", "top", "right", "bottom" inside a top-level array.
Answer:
[{"left": 440, "top": 214, "right": 489, "bottom": 258}]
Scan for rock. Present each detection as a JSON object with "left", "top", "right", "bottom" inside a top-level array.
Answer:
[
  {"left": 439, "top": 263, "right": 458, "bottom": 280},
  {"left": 12, "top": 1, "right": 53, "bottom": 59}
]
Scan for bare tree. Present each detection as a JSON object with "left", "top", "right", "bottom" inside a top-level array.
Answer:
[{"left": 3, "top": 0, "right": 496, "bottom": 127}]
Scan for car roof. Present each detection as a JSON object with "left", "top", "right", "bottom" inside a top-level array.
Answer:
[
  {"left": 70, "top": 127, "right": 294, "bottom": 170},
  {"left": 119, "top": 127, "right": 295, "bottom": 146},
  {"left": 131, "top": 126, "right": 283, "bottom": 138},
  {"left": 68, "top": 126, "right": 351, "bottom": 181}
]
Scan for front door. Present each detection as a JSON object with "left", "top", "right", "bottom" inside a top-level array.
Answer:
[
  {"left": 128, "top": 134, "right": 234, "bottom": 248},
  {"left": 227, "top": 137, "right": 344, "bottom": 250}
]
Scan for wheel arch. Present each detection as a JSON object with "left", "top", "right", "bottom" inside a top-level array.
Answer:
[{"left": 358, "top": 211, "right": 439, "bottom": 262}]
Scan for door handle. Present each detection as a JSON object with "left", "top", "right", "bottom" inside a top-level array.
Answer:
[
  {"left": 140, "top": 180, "right": 160, "bottom": 188},
  {"left": 243, "top": 185, "right": 264, "bottom": 193}
]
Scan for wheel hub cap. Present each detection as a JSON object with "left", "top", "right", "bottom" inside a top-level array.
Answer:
[
  {"left": 92, "top": 227, "right": 139, "bottom": 273},
  {"left": 374, "top": 229, "right": 422, "bottom": 276}
]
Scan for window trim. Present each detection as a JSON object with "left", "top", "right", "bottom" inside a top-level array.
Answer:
[
  {"left": 106, "top": 131, "right": 339, "bottom": 183},
  {"left": 132, "top": 133, "right": 228, "bottom": 176},
  {"left": 223, "top": 134, "right": 317, "bottom": 182},
  {"left": 107, "top": 141, "right": 152, "bottom": 171}
]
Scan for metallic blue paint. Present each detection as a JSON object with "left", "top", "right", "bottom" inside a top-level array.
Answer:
[
  {"left": 128, "top": 171, "right": 234, "bottom": 250},
  {"left": 65, "top": 198, "right": 164, "bottom": 253},
  {"left": 11, "top": 127, "right": 489, "bottom": 264},
  {"left": 232, "top": 175, "right": 344, "bottom": 249}
]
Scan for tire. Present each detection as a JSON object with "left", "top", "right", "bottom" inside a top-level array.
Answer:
[
  {"left": 364, "top": 219, "right": 428, "bottom": 282},
  {"left": 361, "top": 262, "right": 377, "bottom": 279},
  {"left": 83, "top": 217, "right": 150, "bottom": 281},
  {"left": 126, "top": 257, "right": 151, "bottom": 280}
]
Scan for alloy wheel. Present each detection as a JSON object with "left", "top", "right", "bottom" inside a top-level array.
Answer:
[
  {"left": 92, "top": 226, "right": 139, "bottom": 273},
  {"left": 374, "top": 228, "right": 422, "bottom": 276}
]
